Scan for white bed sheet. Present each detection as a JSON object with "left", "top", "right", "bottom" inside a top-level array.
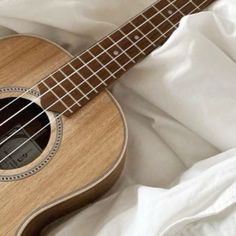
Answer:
[{"left": 1, "top": 0, "right": 236, "bottom": 235}]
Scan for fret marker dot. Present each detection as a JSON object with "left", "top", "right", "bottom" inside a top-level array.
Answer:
[
  {"left": 134, "top": 35, "right": 140, "bottom": 40},
  {"left": 113, "top": 50, "right": 119, "bottom": 56},
  {"left": 168, "top": 10, "right": 173, "bottom": 15}
]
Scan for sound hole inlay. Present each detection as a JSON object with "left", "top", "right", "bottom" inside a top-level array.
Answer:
[{"left": 0, "top": 87, "right": 63, "bottom": 181}]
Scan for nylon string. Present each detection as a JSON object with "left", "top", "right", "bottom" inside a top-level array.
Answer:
[{"left": 0, "top": 0, "right": 208, "bottom": 164}]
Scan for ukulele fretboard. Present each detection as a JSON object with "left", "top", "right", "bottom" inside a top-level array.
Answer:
[{"left": 38, "top": 0, "right": 215, "bottom": 116}]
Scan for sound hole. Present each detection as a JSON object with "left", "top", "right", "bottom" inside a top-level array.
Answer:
[{"left": 0, "top": 97, "right": 51, "bottom": 170}]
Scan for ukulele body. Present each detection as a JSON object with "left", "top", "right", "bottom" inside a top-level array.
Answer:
[{"left": 0, "top": 35, "right": 127, "bottom": 236}]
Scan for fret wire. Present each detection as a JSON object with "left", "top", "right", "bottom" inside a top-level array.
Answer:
[
  {"left": 72, "top": 58, "right": 99, "bottom": 93},
  {"left": 141, "top": 12, "right": 167, "bottom": 39},
  {"left": 117, "top": 29, "right": 146, "bottom": 55},
  {"left": 167, "top": 0, "right": 185, "bottom": 16},
  {"left": 79, "top": 55, "right": 108, "bottom": 86},
  {"left": 59, "top": 68, "right": 89, "bottom": 100},
  {"left": 98, "top": 42, "right": 127, "bottom": 71},
  {"left": 152, "top": 4, "right": 178, "bottom": 29},
  {"left": 190, "top": 0, "right": 201, "bottom": 10},
  {"left": 108, "top": 35, "right": 136, "bottom": 63},
  {"left": 42, "top": 81, "right": 74, "bottom": 113},
  {"left": 87, "top": 50, "right": 115, "bottom": 85},
  {"left": 51, "top": 75, "right": 82, "bottom": 107},
  {"left": 129, "top": 21, "right": 157, "bottom": 47}
]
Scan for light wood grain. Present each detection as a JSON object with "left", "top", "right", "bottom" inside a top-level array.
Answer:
[{"left": 0, "top": 35, "right": 127, "bottom": 236}]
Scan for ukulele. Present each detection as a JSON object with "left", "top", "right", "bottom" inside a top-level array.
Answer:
[{"left": 0, "top": 0, "right": 215, "bottom": 235}]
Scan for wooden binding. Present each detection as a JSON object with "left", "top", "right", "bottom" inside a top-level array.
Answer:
[{"left": 38, "top": 0, "right": 215, "bottom": 116}]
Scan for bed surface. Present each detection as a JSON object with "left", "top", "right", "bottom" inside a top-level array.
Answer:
[{"left": 0, "top": 0, "right": 236, "bottom": 235}]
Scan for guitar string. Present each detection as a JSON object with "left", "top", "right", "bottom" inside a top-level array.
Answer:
[
  {"left": 0, "top": 0, "right": 186, "bottom": 146},
  {"left": 0, "top": 0, "right": 179, "bottom": 117},
  {"left": 0, "top": 0, "right": 209, "bottom": 165},
  {"left": 0, "top": 0, "right": 192, "bottom": 148},
  {"left": 0, "top": 0, "right": 180, "bottom": 127},
  {"left": 0, "top": 0, "right": 205, "bottom": 152}
]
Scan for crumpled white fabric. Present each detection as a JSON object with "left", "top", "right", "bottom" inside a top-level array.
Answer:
[{"left": 0, "top": 0, "right": 236, "bottom": 235}]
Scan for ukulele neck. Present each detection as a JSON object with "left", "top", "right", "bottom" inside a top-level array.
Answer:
[{"left": 38, "top": 0, "right": 215, "bottom": 117}]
